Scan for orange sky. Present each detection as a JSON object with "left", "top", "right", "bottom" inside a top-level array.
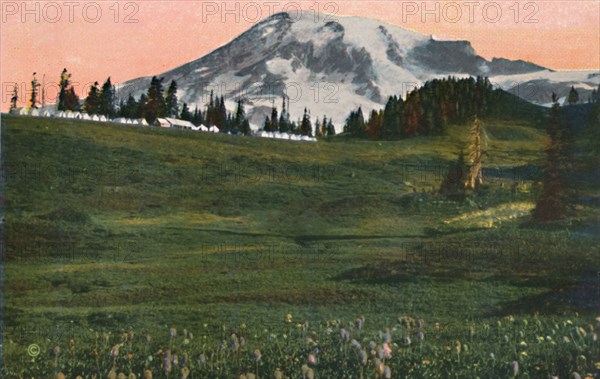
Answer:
[{"left": 1, "top": 0, "right": 599, "bottom": 110}]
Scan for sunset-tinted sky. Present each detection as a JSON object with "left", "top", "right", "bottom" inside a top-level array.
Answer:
[{"left": 1, "top": 0, "right": 598, "bottom": 109}]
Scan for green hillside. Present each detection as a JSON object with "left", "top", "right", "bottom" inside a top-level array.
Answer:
[{"left": 2, "top": 112, "right": 599, "bottom": 378}]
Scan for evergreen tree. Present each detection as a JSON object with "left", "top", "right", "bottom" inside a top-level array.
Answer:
[
  {"left": 533, "top": 93, "right": 571, "bottom": 221},
  {"left": 180, "top": 102, "right": 192, "bottom": 121},
  {"left": 466, "top": 116, "right": 485, "bottom": 190},
  {"left": 57, "top": 68, "right": 71, "bottom": 111},
  {"left": 9, "top": 84, "right": 18, "bottom": 111},
  {"left": 143, "top": 76, "right": 166, "bottom": 124},
  {"left": 217, "top": 95, "right": 227, "bottom": 129},
  {"left": 270, "top": 104, "right": 279, "bottom": 132},
  {"left": 119, "top": 94, "right": 138, "bottom": 118},
  {"left": 343, "top": 107, "right": 365, "bottom": 136},
  {"left": 30, "top": 72, "right": 40, "bottom": 109},
  {"left": 279, "top": 95, "right": 289, "bottom": 132},
  {"left": 84, "top": 81, "right": 100, "bottom": 114},
  {"left": 165, "top": 80, "right": 179, "bottom": 117},
  {"left": 300, "top": 107, "right": 312, "bottom": 136},
  {"left": 567, "top": 86, "right": 579, "bottom": 105},
  {"left": 326, "top": 118, "right": 336, "bottom": 136},
  {"left": 64, "top": 87, "right": 80, "bottom": 111},
  {"left": 137, "top": 94, "right": 147, "bottom": 119},
  {"left": 263, "top": 115, "right": 271, "bottom": 131},
  {"left": 98, "top": 77, "right": 116, "bottom": 118},
  {"left": 314, "top": 117, "right": 322, "bottom": 137}
]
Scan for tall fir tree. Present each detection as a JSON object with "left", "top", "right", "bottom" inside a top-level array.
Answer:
[
  {"left": 143, "top": 76, "right": 166, "bottom": 124},
  {"left": 57, "top": 68, "right": 71, "bottom": 111},
  {"left": 30, "top": 72, "right": 40, "bottom": 109},
  {"left": 165, "top": 80, "right": 179, "bottom": 117},
  {"left": 10, "top": 84, "right": 18, "bottom": 111},
  {"left": 180, "top": 103, "right": 192, "bottom": 121},
  {"left": 84, "top": 82, "right": 100, "bottom": 115},
  {"left": 98, "top": 77, "right": 116, "bottom": 118},
  {"left": 300, "top": 107, "right": 312, "bottom": 136},
  {"left": 567, "top": 86, "right": 579, "bottom": 105},
  {"left": 466, "top": 116, "right": 485, "bottom": 190},
  {"left": 533, "top": 93, "right": 571, "bottom": 221}
]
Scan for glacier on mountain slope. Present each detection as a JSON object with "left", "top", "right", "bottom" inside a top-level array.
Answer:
[{"left": 118, "top": 12, "right": 599, "bottom": 132}]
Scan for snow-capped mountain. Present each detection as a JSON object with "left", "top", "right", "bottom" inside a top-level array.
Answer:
[{"left": 118, "top": 12, "right": 599, "bottom": 129}]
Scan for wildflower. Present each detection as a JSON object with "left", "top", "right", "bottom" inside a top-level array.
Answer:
[
  {"left": 570, "top": 372, "right": 581, "bottom": 379},
  {"left": 510, "top": 361, "right": 519, "bottom": 377},
  {"left": 359, "top": 350, "right": 368, "bottom": 365},
  {"left": 231, "top": 334, "right": 239, "bottom": 352},
  {"left": 55, "top": 373, "right": 66, "bottom": 379},
  {"left": 240, "top": 336, "right": 246, "bottom": 348},
  {"left": 383, "top": 365, "right": 391, "bottom": 379},
  {"left": 340, "top": 328, "right": 350, "bottom": 342},
  {"left": 143, "top": 370, "right": 152, "bottom": 379},
  {"left": 170, "top": 327, "right": 177, "bottom": 338},
  {"left": 417, "top": 319, "right": 424, "bottom": 329},
  {"left": 356, "top": 316, "right": 365, "bottom": 330},
  {"left": 173, "top": 354, "right": 179, "bottom": 366},
  {"left": 128, "top": 374, "right": 136, "bottom": 379},
  {"left": 402, "top": 336, "right": 411, "bottom": 346},
  {"left": 53, "top": 345, "right": 61, "bottom": 356},
  {"left": 417, "top": 331, "right": 425, "bottom": 341},
  {"left": 455, "top": 340, "right": 462, "bottom": 354},
  {"left": 110, "top": 344, "right": 120, "bottom": 358},
  {"left": 285, "top": 313, "right": 293, "bottom": 323},
  {"left": 198, "top": 354, "right": 206, "bottom": 365},
  {"left": 164, "top": 355, "right": 172, "bottom": 373},
  {"left": 306, "top": 368, "right": 314, "bottom": 379},
  {"left": 490, "top": 353, "right": 495, "bottom": 360},
  {"left": 301, "top": 364, "right": 310, "bottom": 376},
  {"left": 246, "top": 374, "right": 256, "bottom": 379},
  {"left": 107, "top": 369, "right": 117, "bottom": 379},
  {"left": 254, "top": 349, "right": 262, "bottom": 361},
  {"left": 308, "top": 353, "right": 316, "bottom": 365},
  {"left": 382, "top": 343, "right": 392, "bottom": 359},
  {"left": 520, "top": 351, "right": 528, "bottom": 357},
  {"left": 383, "top": 330, "right": 392, "bottom": 343},
  {"left": 180, "top": 367, "right": 190, "bottom": 379},
  {"left": 117, "top": 374, "right": 126, "bottom": 379},
  {"left": 422, "top": 359, "right": 430, "bottom": 365},
  {"left": 375, "top": 360, "right": 384, "bottom": 375},
  {"left": 519, "top": 341, "right": 527, "bottom": 348},
  {"left": 274, "top": 368, "right": 284, "bottom": 379}
]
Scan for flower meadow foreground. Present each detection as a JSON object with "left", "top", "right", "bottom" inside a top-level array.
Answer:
[{"left": 3, "top": 314, "right": 600, "bottom": 378}]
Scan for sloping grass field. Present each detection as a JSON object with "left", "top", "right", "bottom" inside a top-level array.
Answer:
[{"left": 1, "top": 112, "right": 599, "bottom": 378}]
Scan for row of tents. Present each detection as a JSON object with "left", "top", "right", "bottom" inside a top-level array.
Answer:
[
  {"left": 10, "top": 107, "right": 147, "bottom": 125},
  {"left": 256, "top": 130, "right": 317, "bottom": 142},
  {"left": 9, "top": 107, "right": 317, "bottom": 142}
]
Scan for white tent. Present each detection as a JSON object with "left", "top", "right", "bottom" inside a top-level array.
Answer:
[
  {"left": 91, "top": 115, "right": 100, "bottom": 121},
  {"left": 99, "top": 115, "right": 108, "bottom": 122},
  {"left": 42, "top": 111, "right": 53, "bottom": 117},
  {"left": 66, "top": 112, "right": 75, "bottom": 118},
  {"left": 139, "top": 118, "right": 148, "bottom": 126},
  {"left": 266, "top": 132, "right": 274, "bottom": 138},
  {"left": 73, "top": 112, "right": 83, "bottom": 119},
  {"left": 114, "top": 117, "right": 128, "bottom": 124},
  {"left": 30, "top": 109, "right": 40, "bottom": 117},
  {"left": 165, "top": 117, "right": 195, "bottom": 130},
  {"left": 57, "top": 111, "right": 66, "bottom": 118},
  {"left": 190, "top": 125, "right": 201, "bottom": 132},
  {"left": 208, "top": 125, "right": 220, "bottom": 133},
  {"left": 154, "top": 118, "right": 170, "bottom": 128},
  {"left": 81, "top": 113, "right": 91, "bottom": 120},
  {"left": 18, "top": 107, "right": 29, "bottom": 115},
  {"left": 125, "top": 119, "right": 134, "bottom": 124},
  {"left": 301, "top": 136, "right": 311, "bottom": 141},
  {"left": 279, "top": 132, "right": 290, "bottom": 139},
  {"left": 199, "top": 124, "right": 209, "bottom": 132}
]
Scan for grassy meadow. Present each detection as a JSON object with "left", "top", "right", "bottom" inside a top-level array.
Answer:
[{"left": 1, "top": 108, "right": 599, "bottom": 378}]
